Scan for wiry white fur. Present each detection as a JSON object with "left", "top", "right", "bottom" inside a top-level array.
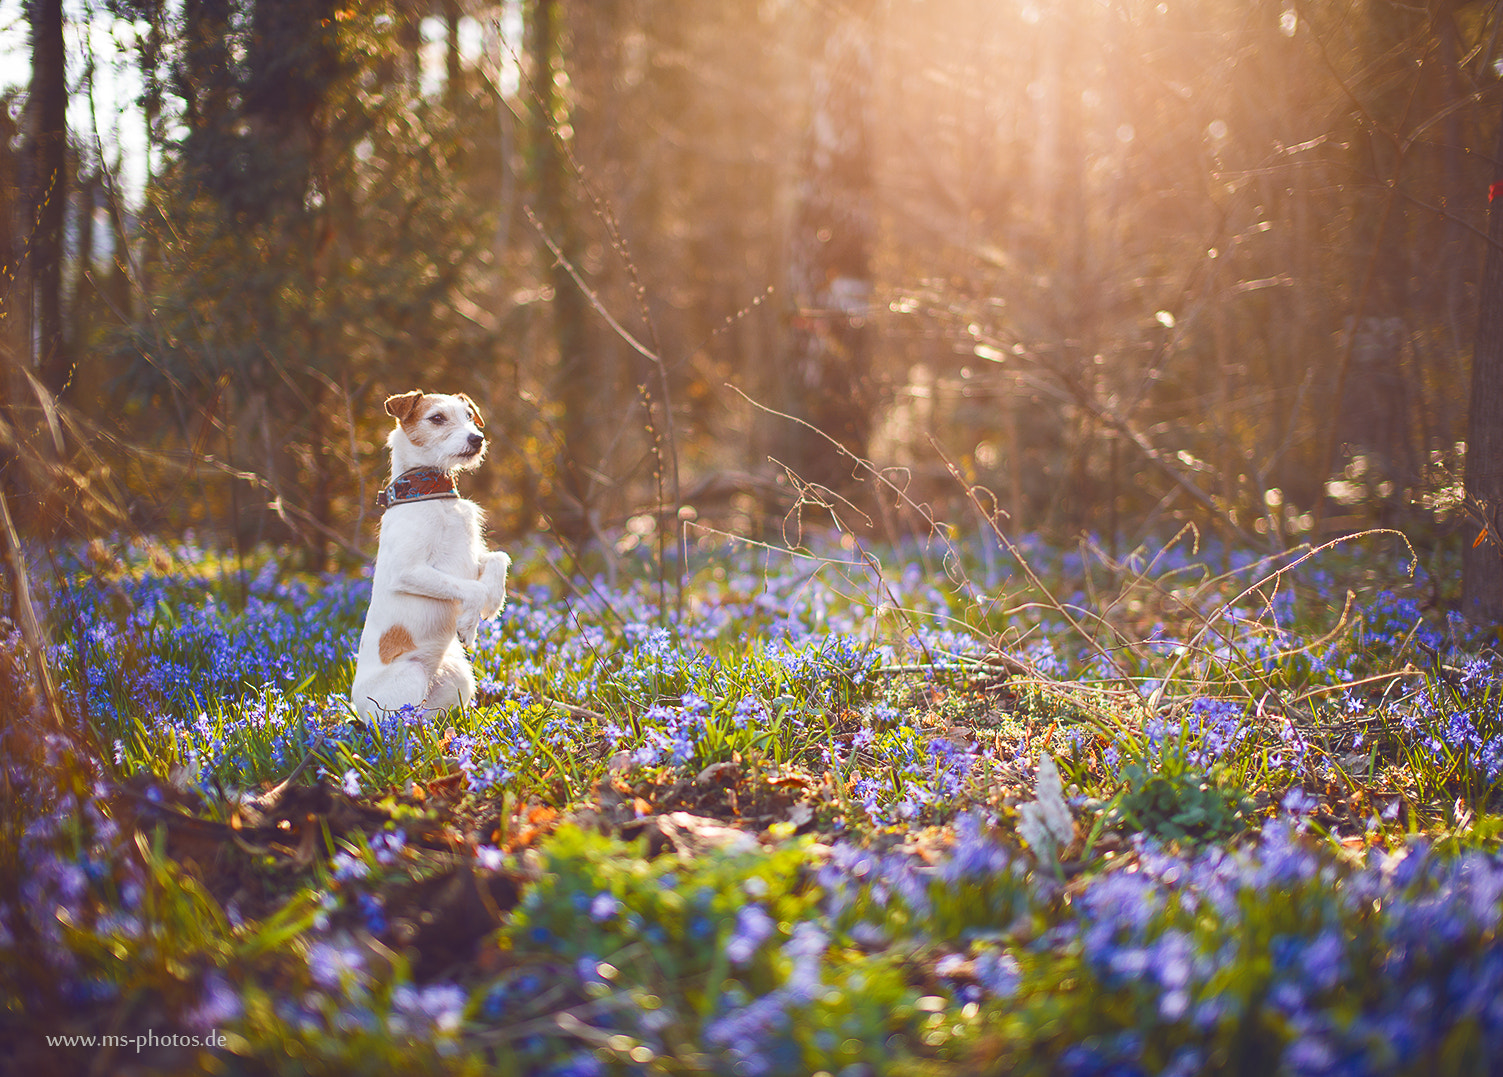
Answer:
[{"left": 350, "top": 391, "right": 510, "bottom": 718}]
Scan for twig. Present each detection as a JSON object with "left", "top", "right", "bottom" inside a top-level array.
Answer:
[
  {"left": 244, "top": 731, "right": 328, "bottom": 814},
  {"left": 0, "top": 485, "right": 65, "bottom": 731},
  {"left": 933, "top": 441, "right": 1134, "bottom": 688}
]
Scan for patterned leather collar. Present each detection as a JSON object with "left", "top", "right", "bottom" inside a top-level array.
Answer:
[{"left": 376, "top": 467, "right": 459, "bottom": 510}]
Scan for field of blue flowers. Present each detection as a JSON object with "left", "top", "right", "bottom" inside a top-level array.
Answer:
[{"left": 5, "top": 525, "right": 1503, "bottom": 1075}]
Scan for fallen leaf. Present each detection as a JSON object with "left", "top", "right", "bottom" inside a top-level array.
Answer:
[
  {"left": 426, "top": 771, "right": 467, "bottom": 799},
  {"left": 657, "top": 812, "right": 758, "bottom": 859},
  {"left": 696, "top": 761, "right": 740, "bottom": 785}
]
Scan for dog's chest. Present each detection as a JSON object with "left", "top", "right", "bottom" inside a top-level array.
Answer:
[{"left": 377, "top": 500, "right": 483, "bottom": 578}]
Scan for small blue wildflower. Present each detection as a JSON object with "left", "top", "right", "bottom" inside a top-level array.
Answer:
[
  {"left": 358, "top": 892, "right": 387, "bottom": 934},
  {"left": 589, "top": 892, "right": 620, "bottom": 922},
  {"left": 726, "top": 904, "right": 775, "bottom": 966}
]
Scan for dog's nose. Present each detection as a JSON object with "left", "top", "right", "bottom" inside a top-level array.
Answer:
[{"left": 468, "top": 433, "right": 485, "bottom": 451}]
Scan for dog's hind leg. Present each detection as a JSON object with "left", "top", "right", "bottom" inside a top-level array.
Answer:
[
  {"left": 426, "top": 640, "right": 477, "bottom": 710},
  {"left": 353, "top": 658, "right": 433, "bottom": 719}
]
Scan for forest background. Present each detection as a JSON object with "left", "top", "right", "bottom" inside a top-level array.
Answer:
[{"left": 5, "top": 0, "right": 1503, "bottom": 619}]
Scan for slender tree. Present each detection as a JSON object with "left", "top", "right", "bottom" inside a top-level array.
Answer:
[
  {"left": 28, "top": 0, "right": 69, "bottom": 396},
  {"left": 529, "top": 0, "right": 592, "bottom": 537},
  {"left": 1463, "top": 102, "right": 1503, "bottom": 626},
  {"left": 0, "top": 97, "right": 22, "bottom": 382}
]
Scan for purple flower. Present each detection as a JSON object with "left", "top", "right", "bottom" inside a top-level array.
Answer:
[
  {"left": 332, "top": 851, "right": 368, "bottom": 881},
  {"left": 732, "top": 697, "right": 764, "bottom": 729},
  {"left": 391, "top": 982, "right": 467, "bottom": 1035},
  {"left": 183, "top": 972, "right": 241, "bottom": 1029},
  {"left": 358, "top": 892, "right": 387, "bottom": 934},
  {"left": 308, "top": 940, "right": 365, "bottom": 989},
  {"left": 726, "top": 904, "right": 776, "bottom": 966},
  {"left": 972, "top": 950, "right": 1021, "bottom": 998},
  {"left": 782, "top": 922, "right": 827, "bottom": 1002},
  {"left": 1281, "top": 787, "right": 1318, "bottom": 826},
  {"left": 371, "top": 829, "right": 406, "bottom": 865}
]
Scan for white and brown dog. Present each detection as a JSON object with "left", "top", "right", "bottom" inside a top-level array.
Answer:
[{"left": 350, "top": 390, "right": 510, "bottom": 718}]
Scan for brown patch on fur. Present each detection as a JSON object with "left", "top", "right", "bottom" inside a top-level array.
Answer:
[
  {"left": 390, "top": 390, "right": 438, "bottom": 445},
  {"left": 456, "top": 392, "right": 485, "bottom": 428},
  {"left": 379, "top": 624, "right": 416, "bottom": 663},
  {"left": 385, "top": 390, "right": 426, "bottom": 423},
  {"left": 403, "top": 409, "right": 437, "bottom": 445}
]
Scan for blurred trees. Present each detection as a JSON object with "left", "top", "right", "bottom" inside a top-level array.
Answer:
[
  {"left": 784, "top": 0, "right": 877, "bottom": 495},
  {"left": 1, "top": 0, "right": 1501, "bottom": 602},
  {"left": 104, "top": 0, "right": 502, "bottom": 558}
]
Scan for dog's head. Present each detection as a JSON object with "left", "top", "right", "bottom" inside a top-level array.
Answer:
[{"left": 384, "top": 390, "right": 488, "bottom": 474}]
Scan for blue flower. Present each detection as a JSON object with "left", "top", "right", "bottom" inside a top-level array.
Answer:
[
  {"left": 308, "top": 940, "right": 366, "bottom": 989},
  {"left": 725, "top": 904, "right": 775, "bottom": 966},
  {"left": 358, "top": 893, "right": 386, "bottom": 934}
]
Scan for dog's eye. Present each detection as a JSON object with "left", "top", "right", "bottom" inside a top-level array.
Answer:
[{"left": 428, "top": 414, "right": 447, "bottom": 425}]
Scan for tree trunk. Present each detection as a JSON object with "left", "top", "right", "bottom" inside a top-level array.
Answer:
[
  {"left": 29, "top": 0, "right": 69, "bottom": 396},
  {"left": 69, "top": 170, "right": 96, "bottom": 337},
  {"left": 0, "top": 96, "right": 22, "bottom": 407},
  {"left": 182, "top": 0, "right": 233, "bottom": 138},
  {"left": 443, "top": 0, "right": 464, "bottom": 113},
  {"left": 530, "top": 0, "right": 593, "bottom": 539},
  {"left": 783, "top": 0, "right": 877, "bottom": 497},
  {"left": 1462, "top": 107, "right": 1503, "bottom": 626}
]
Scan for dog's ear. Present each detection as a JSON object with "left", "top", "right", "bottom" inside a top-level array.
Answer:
[
  {"left": 385, "top": 390, "right": 426, "bottom": 422},
  {"left": 456, "top": 392, "right": 485, "bottom": 429}
]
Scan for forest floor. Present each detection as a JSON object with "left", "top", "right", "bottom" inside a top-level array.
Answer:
[{"left": 4, "top": 525, "right": 1502, "bottom": 1075}]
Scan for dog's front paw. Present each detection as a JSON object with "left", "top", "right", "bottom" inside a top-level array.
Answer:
[
  {"left": 458, "top": 580, "right": 489, "bottom": 646},
  {"left": 457, "top": 609, "right": 481, "bottom": 648},
  {"left": 479, "top": 552, "right": 510, "bottom": 618}
]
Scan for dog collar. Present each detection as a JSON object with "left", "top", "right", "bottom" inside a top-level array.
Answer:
[{"left": 376, "top": 467, "right": 459, "bottom": 509}]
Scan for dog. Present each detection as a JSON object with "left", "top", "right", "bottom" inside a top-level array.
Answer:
[{"left": 350, "top": 390, "right": 510, "bottom": 719}]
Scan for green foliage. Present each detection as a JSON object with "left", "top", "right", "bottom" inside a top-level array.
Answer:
[
  {"left": 508, "top": 824, "right": 809, "bottom": 1000},
  {"left": 1109, "top": 756, "right": 1254, "bottom": 847},
  {"left": 495, "top": 824, "right": 933, "bottom": 1074}
]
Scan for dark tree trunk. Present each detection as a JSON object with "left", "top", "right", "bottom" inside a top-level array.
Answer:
[
  {"left": 1433, "top": 0, "right": 1467, "bottom": 341},
  {"left": 1462, "top": 108, "right": 1503, "bottom": 626},
  {"left": 0, "top": 97, "right": 22, "bottom": 398},
  {"left": 443, "top": 0, "right": 464, "bottom": 113},
  {"left": 181, "top": 0, "right": 234, "bottom": 146},
  {"left": 530, "top": 0, "right": 593, "bottom": 539},
  {"left": 29, "top": 0, "right": 69, "bottom": 396},
  {"left": 783, "top": 0, "right": 877, "bottom": 497},
  {"left": 69, "top": 170, "right": 95, "bottom": 334}
]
